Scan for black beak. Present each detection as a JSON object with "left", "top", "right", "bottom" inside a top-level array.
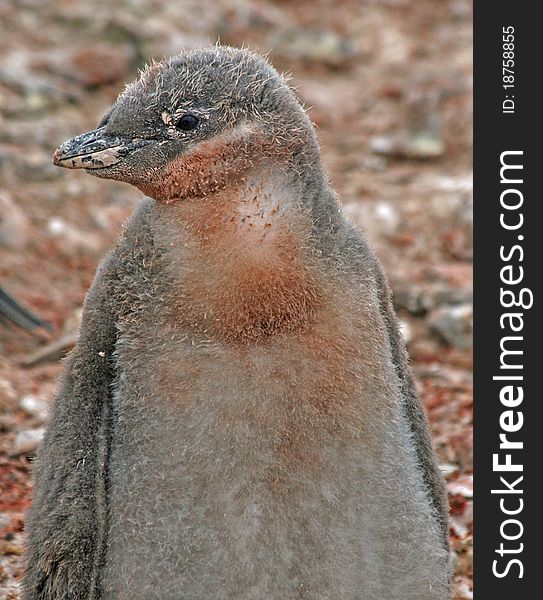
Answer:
[
  {"left": 53, "top": 126, "right": 126, "bottom": 169},
  {"left": 52, "top": 127, "right": 152, "bottom": 170}
]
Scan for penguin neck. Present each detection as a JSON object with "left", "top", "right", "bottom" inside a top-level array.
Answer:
[
  {"left": 152, "top": 166, "right": 325, "bottom": 342},
  {"left": 157, "top": 164, "right": 319, "bottom": 253}
]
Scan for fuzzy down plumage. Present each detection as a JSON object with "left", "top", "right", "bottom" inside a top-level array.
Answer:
[{"left": 23, "top": 47, "right": 450, "bottom": 600}]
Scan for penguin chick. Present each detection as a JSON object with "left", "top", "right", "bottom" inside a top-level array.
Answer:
[{"left": 24, "top": 47, "right": 450, "bottom": 600}]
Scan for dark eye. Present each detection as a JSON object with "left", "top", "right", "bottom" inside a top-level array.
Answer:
[{"left": 175, "top": 114, "right": 200, "bottom": 131}]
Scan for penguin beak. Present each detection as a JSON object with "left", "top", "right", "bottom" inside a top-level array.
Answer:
[
  {"left": 53, "top": 127, "right": 126, "bottom": 170},
  {"left": 52, "top": 127, "right": 152, "bottom": 170}
]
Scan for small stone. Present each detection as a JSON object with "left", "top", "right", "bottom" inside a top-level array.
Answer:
[
  {"left": 19, "top": 395, "right": 49, "bottom": 421},
  {"left": 271, "top": 29, "right": 358, "bottom": 67},
  {"left": 447, "top": 474, "right": 473, "bottom": 498},
  {"left": 0, "top": 537, "right": 24, "bottom": 555},
  {"left": 402, "top": 134, "right": 445, "bottom": 160},
  {"left": 427, "top": 304, "right": 473, "bottom": 349},
  {"left": 370, "top": 96, "right": 445, "bottom": 161},
  {"left": 374, "top": 202, "right": 401, "bottom": 236},
  {"left": 450, "top": 0, "right": 471, "bottom": 20},
  {"left": 398, "top": 319, "right": 413, "bottom": 345},
  {"left": 439, "top": 463, "right": 460, "bottom": 478},
  {"left": 377, "top": 25, "right": 411, "bottom": 65},
  {"left": 47, "top": 216, "right": 102, "bottom": 253},
  {"left": 454, "top": 580, "right": 473, "bottom": 600},
  {"left": 393, "top": 284, "right": 472, "bottom": 316},
  {"left": 370, "top": 133, "right": 444, "bottom": 160},
  {"left": 344, "top": 201, "right": 400, "bottom": 241},
  {"left": 11, "top": 427, "right": 45, "bottom": 457}
]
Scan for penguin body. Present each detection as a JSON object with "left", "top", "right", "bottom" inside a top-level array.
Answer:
[{"left": 24, "top": 47, "right": 450, "bottom": 600}]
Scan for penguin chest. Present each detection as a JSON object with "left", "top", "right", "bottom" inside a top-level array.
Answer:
[
  {"left": 105, "top": 329, "right": 361, "bottom": 595},
  {"left": 109, "top": 274, "right": 390, "bottom": 497},
  {"left": 110, "top": 319, "right": 374, "bottom": 479},
  {"left": 103, "top": 307, "right": 447, "bottom": 599}
]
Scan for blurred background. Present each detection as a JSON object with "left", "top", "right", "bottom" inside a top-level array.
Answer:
[{"left": 0, "top": 0, "right": 472, "bottom": 597}]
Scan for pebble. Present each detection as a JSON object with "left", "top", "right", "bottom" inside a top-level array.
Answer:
[
  {"left": 19, "top": 395, "right": 49, "bottom": 422},
  {"left": 427, "top": 304, "right": 473, "bottom": 349},
  {"left": 447, "top": 474, "right": 473, "bottom": 499},
  {"left": 11, "top": 427, "right": 45, "bottom": 457},
  {"left": 271, "top": 28, "right": 358, "bottom": 67},
  {"left": 370, "top": 132, "right": 444, "bottom": 160},
  {"left": 371, "top": 96, "right": 445, "bottom": 161},
  {"left": 344, "top": 200, "right": 400, "bottom": 240},
  {"left": 439, "top": 463, "right": 460, "bottom": 478},
  {"left": 47, "top": 216, "right": 102, "bottom": 253},
  {"left": 393, "top": 284, "right": 472, "bottom": 316},
  {"left": 398, "top": 319, "right": 413, "bottom": 345}
]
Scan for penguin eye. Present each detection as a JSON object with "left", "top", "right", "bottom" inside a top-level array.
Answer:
[{"left": 174, "top": 114, "right": 200, "bottom": 131}]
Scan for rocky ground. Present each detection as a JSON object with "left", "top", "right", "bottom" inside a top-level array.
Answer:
[{"left": 0, "top": 0, "right": 473, "bottom": 597}]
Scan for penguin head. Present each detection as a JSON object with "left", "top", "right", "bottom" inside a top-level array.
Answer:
[{"left": 53, "top": 47, "right": 315, "bottom": 201}]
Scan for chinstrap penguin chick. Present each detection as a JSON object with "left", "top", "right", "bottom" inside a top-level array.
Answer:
[{"left": 24, "top": 46, "right": 450, "bottom": 599}]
